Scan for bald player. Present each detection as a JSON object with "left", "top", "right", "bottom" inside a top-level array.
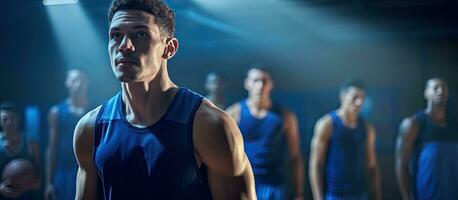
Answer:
[
  {"left": 73, "top": 0, "right": 255, "bottom": 199},
  {"left": 309, "top": 80, "right": 381, "bottom": 200},
  {"left": 226, "top": 67, "right": 304, "bottom": 200},
  {"left": 396, "top": 78, "right": 458, "bottom": 200}
]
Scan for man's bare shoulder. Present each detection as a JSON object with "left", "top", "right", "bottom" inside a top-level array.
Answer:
[
  {"left": 74, "top": 106, "right": 101, "bottom": 145},
  {"left": 316, "top": 114, "right": 333, "bottom": 129},
  {"left": 400, "top": 114, "right": 419, "bottom": 129},
  {"left": 195, "top": 99, "right": 234, "bottom": 130},
  {"left": 398, "top": 114, "right": 420, "bottom": 138}
]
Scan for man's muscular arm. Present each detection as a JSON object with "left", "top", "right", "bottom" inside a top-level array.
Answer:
[
  {"left": 194, "top": 100, "right": 256, "bottom": 200},
  {"left": 74, "top": 107, "right": 100, "bottom": 200}
]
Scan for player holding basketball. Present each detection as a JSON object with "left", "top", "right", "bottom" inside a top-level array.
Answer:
[
  {"left": 73, "top": 0, "right": 256, "bottom": 199},
  {"left": 0, "top": 102, "right": 40, "bottom": 199}
]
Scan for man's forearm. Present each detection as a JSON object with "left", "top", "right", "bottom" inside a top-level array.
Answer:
[
  {"left": 292, "top": 157, "right": 304, "bottom": 198},
  {"left": 396, "top": 164, "right": 412, "bottom": 200},
  {"left": 368, "top": 166, "right": 382, "bottom": 200},
  {"left": 45, "top": 146, "right": 57, "bottom": 185},
  {"left": 309, "top": 165, "right": 324, "bottom": 200}
]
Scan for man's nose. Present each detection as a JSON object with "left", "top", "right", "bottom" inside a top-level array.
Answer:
[{"left": 118, "top": 35, "right": 135, "bottom": 53}]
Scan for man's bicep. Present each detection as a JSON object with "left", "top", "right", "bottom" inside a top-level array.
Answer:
[
  {"left": 284, "top": 112, "right": 301, "bottom": 158},
  {"left": 207, "top": 156, "right": 256, "bottom": 200},
  {"left": 366, "top": 125, "right": 378, "bottom": 168},
  {"left": 310, "top": 118, "right": 331, "bottom": 164},
  {"left": 48, "top": 107, "right": 59, "bottom": 144},
  {"left": 396, "top": 118, "right": 419, "bottom": 159},
  {"left": 74, "top": 109, "right": 99, "bottom": 200},
  {"left": 194, "top": 107, "right": 246, "bottom": 176}
]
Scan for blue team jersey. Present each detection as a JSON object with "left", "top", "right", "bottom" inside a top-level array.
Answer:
[
  {"left": 51, "top": 101, "right": 85, "bottom": 200},
  {"left": 411, "top": 111, "right": 458, "bottom": 200},
  {"left": 93, "top": 88, "right": 212, "bottom": 200},
  {"left": 238, "top": 100, "right": 288, "bottom": 185},
  {"left": 55, "top": 101, "right": 81, "bottom": 170},
  {"left": 324, "top": 111, "right": 368, "bottom": 197}
]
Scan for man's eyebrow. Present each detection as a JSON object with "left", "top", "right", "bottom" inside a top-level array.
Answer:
[
  {"left": 132, "top": 25, "right": 150, "bottom": 30},
  {"left": 109, "top": 27, "right": 121, "bottom": 32},
  {"left": 109, "top": 25, "right": 150, "bottom": 32}
]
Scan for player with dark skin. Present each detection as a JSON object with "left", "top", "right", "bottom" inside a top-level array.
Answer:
[
  {"left": 73, "top": 0, "right": 256, "bottom": 199},
  {"left": 396, "top": 78, "right": 458, "bottom": 200}
]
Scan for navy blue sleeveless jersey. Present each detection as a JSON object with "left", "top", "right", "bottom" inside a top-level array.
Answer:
[
  {"left": 93, "top": 88, "right": 212, "bottom": 200},
  {"left": 56, "top": 101, "right": 80, "bottom": 170},
  {"left": 410, "top": 111, "right": 458, "bottom": 200},
  {"left": 238, "top": 100, "right": 288, "bottom": 185},
  {"left": 324, "top": 111, "right": 368, "bottom": 196}
]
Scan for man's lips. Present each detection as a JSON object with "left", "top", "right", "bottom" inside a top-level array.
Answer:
[{"left": 116, "top": 58, "right": 138, "bottom": 65}]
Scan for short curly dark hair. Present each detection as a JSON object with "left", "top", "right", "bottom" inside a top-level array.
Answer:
[
  {"left": 108, "top": 0, "right": 176, "bottom": 38},
  {"left": 340, "top": 79, "right": 366, "bottom": 94},
  {"left": 0, "top": 102, "right": 17, "bottom": 114}
]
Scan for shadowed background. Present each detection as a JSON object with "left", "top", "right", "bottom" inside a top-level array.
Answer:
[{"left": 1, "top": 0, "right": 458, "bottom": 199}]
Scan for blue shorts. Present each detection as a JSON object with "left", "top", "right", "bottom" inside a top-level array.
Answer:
[
  {"left": 255, "top": 183, "right": 287, "bottom": 200},
  {"left": 325, "top": 193, "right": 368, "bottom": 200}
]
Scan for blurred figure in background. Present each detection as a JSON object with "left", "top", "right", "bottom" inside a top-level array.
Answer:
[
  {"left": 227, "top": 67, "right": 304, "bottom": 200},
  {"left": 396, "top": 78, "right": 458, "bottom": 200},
  {"left": 0, "top": 102, "right": 41, "bottom": 199},
  {"left": 309, "top": 80, "right": 381, "bottom": 200},
  {"left": 204, "top": 72, "right": 226, "bottom": 109},
  {"left": 45, "top": 69, "right": 90, "bottom": 200}
]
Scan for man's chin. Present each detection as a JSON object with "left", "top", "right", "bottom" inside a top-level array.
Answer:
[{"left": 116, "top": 76, "right": 136, "bottom": 83}]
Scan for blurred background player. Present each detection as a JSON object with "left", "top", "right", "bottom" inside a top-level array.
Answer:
[
  {"left": 227, "top": 67, "right": 305, "bottom": 200},
  {"left": 0, "top": 102, "right": 41, "bottom": 199},
  {"left": 204, "top": 72, "right": 226, "bottom": 109},
  {"left": 45, "top": 69, "right": 90, "bottom": 200},
  {"left": 396, "top": 78, "right": 458, "bottom": 200},
  {"left": 309, "top": 80, "right": 381, "bottom": 200}
]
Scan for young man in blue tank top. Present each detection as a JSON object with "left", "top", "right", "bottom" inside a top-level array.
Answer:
[
  {"left": 226, "top": 67, "right": 305, "bottom": 200},
  {"left": 73, "top": 0, "right": 256, "bottom": 199},
  {"left": 0, "top": 102, "right": 41, "bottom": 199},
  {"left": 45, "top": 69, "right": 89, "bottom": 200},
  {"left": 310, "top": 80, "right": 381, "bottom": 200},
  {"left": 396, "top": 78, "right": 458, "bottom": 200}
]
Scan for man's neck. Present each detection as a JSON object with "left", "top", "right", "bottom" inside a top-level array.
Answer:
[
  {"left": 69, "top": 93, "right": 88, "bottom": 108},
  {"left": 337, "top": 108, "right": 359, "bottom": 127},
  {"left": 426, "top": 102, "right": 447, "bottom": 122},
  {"left": 121, "top": 68, "right": 177, "bottom": 127},
  {"left": 247, "top": 96, "right": 272, "bottom": 117}
]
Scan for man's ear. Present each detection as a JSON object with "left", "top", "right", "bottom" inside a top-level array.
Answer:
[{"left": 162, "top": 38, "right": 179, "bottom": 59}]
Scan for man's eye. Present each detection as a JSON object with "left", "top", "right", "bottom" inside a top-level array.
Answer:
[
  {"left": 111, "top": 32, "right": 122, "bottom": 39},
  {"left": 136, "top": 31, "right": 147, "bottom": 38}
]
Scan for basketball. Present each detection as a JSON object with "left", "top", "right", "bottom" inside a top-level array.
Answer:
[{"left": 2, "top": 158, "right": 37, "bottom": 190}]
